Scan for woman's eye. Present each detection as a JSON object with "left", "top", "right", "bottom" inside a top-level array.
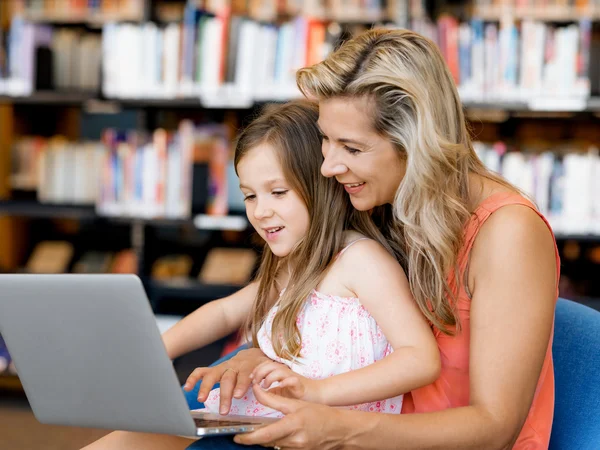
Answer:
[
  {"left": 243, "top": 194, "right": 256, "bottom": 202},
  {"left": 272, "top": 190, "right": 288, "bottom": 197},
  {"left": 344, "top": 146, "right": 360, "bottom": 155}
]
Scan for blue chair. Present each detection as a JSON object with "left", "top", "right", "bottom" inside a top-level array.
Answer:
[
  {"left": 550, "top": 298, "right": 600, "bottom": 449},
  {"left": 186, "top": 298, "right": 600, "bottom": 449}
]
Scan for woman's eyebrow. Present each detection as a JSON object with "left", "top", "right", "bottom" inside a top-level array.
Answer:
[{"left": 317, "top": 121, "right": 365, "bottom": 146}]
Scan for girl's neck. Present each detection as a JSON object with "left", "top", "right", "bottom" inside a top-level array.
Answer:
[{"left": 275, "top": 260, "right": 295, "bottom": 291}]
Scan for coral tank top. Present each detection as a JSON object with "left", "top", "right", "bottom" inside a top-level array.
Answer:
[{"left": 401, "top": 192, "right": 560, "bottom": 449}]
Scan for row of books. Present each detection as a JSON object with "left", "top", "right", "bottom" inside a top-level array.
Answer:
[
  {"left": 11, "top": 137, "right": 104, "bottom": 204},
  {"left": 474, "top": 141, "right": 600, "bottom": 235},
  {"left": 472, "top": 0, "right": 600, "bottom": 19},
  {"left": 412, "top": 15, "right": 593, "bottom": 104},
  {"left": 24, "top": 241, "right": 137, "bottom": 274},
  {"left": 0, "top": 21, "right": 102, "bottom": 95},
  {"left": 98, "top": 121, "right": 237, "bottom": 218},
  {"left": 23, "top": 240, "right": 255, "bottom": 285},
  {"left": 101, "top": 15, "right": 598, "bottom": 107},
  {"left": 101, "top": 13, "right": 338, "bottom": 103},
  {"left": 10, "top": 120, "right": 245, "bottom": 218},
  {"left": 12, "top": 0, "right": 146, "bottom": 21}
]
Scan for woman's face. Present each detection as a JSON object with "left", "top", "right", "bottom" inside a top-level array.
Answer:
[{"left": 318, "top": 97, "right": 406, "bottom": 211}]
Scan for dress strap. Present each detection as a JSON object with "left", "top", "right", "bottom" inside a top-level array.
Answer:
[
  {"left": 337, "top": 237, "right": 370, "bottom": 259},
  {"left": 459, "top": 191, "right": 560, "bottom": 294}
]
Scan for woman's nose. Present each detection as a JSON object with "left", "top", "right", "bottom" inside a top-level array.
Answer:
[{"left": 321, "top": 149, "right": 348, "bottom": 178}]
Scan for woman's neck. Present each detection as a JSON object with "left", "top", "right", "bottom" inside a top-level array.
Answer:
[{"left": 467, "top": 172, "right": 515, "bottom": 211}]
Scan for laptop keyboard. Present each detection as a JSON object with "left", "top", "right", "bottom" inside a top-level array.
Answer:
[{"left": 193, "top": 418, "right": 258, "bottom": 428}]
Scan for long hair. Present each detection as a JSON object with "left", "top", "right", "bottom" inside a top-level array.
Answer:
[
  {"left": 296, "top": 29, "right": 517, "bottom": 335},
  {"left": 235, "top": 100, "right": 393, "bottom": 360}
]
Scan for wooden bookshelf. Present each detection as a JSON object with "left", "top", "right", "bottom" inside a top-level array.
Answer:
[
  {"left": 149, "top": 279, "right": 242, "bottom": 302},
  {"left": 0, "top": 374, "right": 22, "bottom": 392},
  {"left": 2, "top": 92, "right": 600, "bottom": 114},
  {"left": 0, "top": 200, "right": 248, "bottom": 231}
]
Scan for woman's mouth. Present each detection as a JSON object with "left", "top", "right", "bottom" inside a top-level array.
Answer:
[{"left": 343, "top": 182, "right": 365, "bottom": 195}]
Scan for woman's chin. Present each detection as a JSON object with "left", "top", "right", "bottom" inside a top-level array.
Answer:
[{"left": 349, "top": 197, "right": 376, "bottom": 211}]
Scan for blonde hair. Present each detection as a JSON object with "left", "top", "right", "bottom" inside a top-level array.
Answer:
[
  {"left": 296, "top": 29, "right": 516, "bottom": 334},
  {"left": 235, "top": 100, "right": 394, "bottom": 359}
]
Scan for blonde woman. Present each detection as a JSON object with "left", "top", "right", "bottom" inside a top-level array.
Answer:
[
  {"left": 230, "top": 29, "right": 559, "bottom": 449},
  {"left": 84, "top": 100, "right": 441, "bottom": 449}
]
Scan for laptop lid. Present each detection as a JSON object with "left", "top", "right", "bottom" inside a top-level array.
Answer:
[{"left": 0, "top": 274, "right": 197, "bottom": 436}]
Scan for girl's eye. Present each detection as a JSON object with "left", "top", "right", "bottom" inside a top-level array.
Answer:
[
  {"left": 320, "top": 134, "right": 329, "bottom": 141},
  {"left": 344, "top": 146, "right": 360, "bottom": 155},
  {"left": 272, "top": 190, "right": 288, "bottom": 197},
  {"left": 243, "top": 194, "right": 256, "bottom": 202}
]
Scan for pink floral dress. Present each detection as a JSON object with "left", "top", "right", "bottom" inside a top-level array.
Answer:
[{"left": 203, "top": 254, "right": 403, "bottom": 417}]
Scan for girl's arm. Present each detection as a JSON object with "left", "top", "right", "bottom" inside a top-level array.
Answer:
[
  {"left": 236, "top": 206, "right": 558, "bottom": 449},
  {"left": 315, "top": 238, "right": 441, "bottom": 406},
  {"left": 162, "top": 282, "right": 258, "bottom": 360}
]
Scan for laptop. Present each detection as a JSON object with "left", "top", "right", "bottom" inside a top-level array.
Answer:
[{"left": 0, "top": 274, "right": 277, "bottom": 437}]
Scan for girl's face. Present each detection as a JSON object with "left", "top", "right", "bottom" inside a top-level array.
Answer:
[
  {"left": 237, "top": 143, "right": 310, "bottom": 258},
  {"left": 318, "top": 97, "right": 406, "bottom": 211}
]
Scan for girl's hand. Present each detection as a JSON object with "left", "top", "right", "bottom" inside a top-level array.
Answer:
[
  {"left": 234, "top": 384, "right": 348, "bottom": 449},
  {"left": 251, "top": 361, "right": 323, "bottom": 403},
  {"left": 183, "top": 348, "right": 271, "bottom": 414}
]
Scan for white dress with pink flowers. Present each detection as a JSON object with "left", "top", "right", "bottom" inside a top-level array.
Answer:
[{"left": 203, "top": 242, "right": 403, "bottom": 418}]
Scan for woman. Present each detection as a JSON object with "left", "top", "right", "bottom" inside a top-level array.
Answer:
[{"left": 87, "top": 29, "right": 558, "bottom": 449}]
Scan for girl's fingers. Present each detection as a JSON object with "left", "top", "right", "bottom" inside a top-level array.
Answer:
[
  {"left": 251, "top": 361, "right": 281, "bottom": 384},
  {"left": 262, "top": 369, "right": 292, "bottom": 389}
]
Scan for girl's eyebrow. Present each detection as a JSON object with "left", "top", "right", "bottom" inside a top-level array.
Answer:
[{"left": 239, "top": 178, "right": 286, "bottom": 190}]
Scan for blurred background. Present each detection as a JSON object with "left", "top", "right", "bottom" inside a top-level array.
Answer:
[{"left": 0, "top": 0, "right": 599, "bottom": 447}]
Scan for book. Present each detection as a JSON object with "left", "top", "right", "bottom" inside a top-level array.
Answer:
[
  {"left": 152, "top": 254, "right": 193, "bottom": 280},
  {"left": 25, "top": 241, "right": 73, "bottom": 273},
  {"left": 199, "top": 248, "right": 257, "bottom": 285}
]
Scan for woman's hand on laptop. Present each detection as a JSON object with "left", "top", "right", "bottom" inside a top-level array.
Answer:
[
  {"left": 184, "top": 348, "right": 272, "bottom": 414},
  {"left": 234, "top": 384, "right": 348, "bottom": 449}
]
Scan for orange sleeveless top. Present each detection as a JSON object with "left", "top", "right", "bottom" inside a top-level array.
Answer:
[{"left": 401, "top": 192, "right": 560, "bottom": 449}]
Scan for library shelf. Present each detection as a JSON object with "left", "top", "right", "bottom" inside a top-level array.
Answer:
[
  {"left": 555, "top": 234, "right": 600, "bottom": 242},
  {"left": 0, "top": 200, "right": 97, "bottom": 220},
  {"left": 148, "top": 279, "right": 242, "bottom": 302},
  {"left": 0, "top": 374, "right": 23, "bottom": 392},
  {"left": 0, "top": 200, "right": 249, "bottom": 231},
  {"left": 2, "top": 92, "right": 600, "bottom": 113},
  {"left": 473, "top": 8, "right": 600, "bottom": 22},
  {"left": 22, "top": 13, "right": 145, "bottom": 26},
  {"left": 0, "top": 92, "right": 96, "bottom": 105}
]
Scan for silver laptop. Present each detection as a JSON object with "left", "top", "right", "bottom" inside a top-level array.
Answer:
[{"left": 0, "top": 274, "right": 277, "bottom": 437}]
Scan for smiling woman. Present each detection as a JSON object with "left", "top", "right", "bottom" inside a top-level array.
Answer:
[{"left": 317, "top": 97, "right": 406, "bottom": 211}]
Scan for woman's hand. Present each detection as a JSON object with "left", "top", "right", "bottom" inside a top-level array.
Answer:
[
  {"left": 251, "top": 361, "right": 324, "bottom": 403},
  {"left": 234, "top": 384, "right": 349, "bottom": 449},
  {"left": 183, "top": 347, "right": 271, "bottom": 414}
]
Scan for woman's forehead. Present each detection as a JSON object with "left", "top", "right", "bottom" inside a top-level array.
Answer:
[{"left": 318, "top": 98, "right": 374, "bottom": 134}]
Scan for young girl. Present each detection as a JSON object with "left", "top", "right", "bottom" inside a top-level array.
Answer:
[{"left": 183, "top": 100, "right": 440, "bottom": 417}]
